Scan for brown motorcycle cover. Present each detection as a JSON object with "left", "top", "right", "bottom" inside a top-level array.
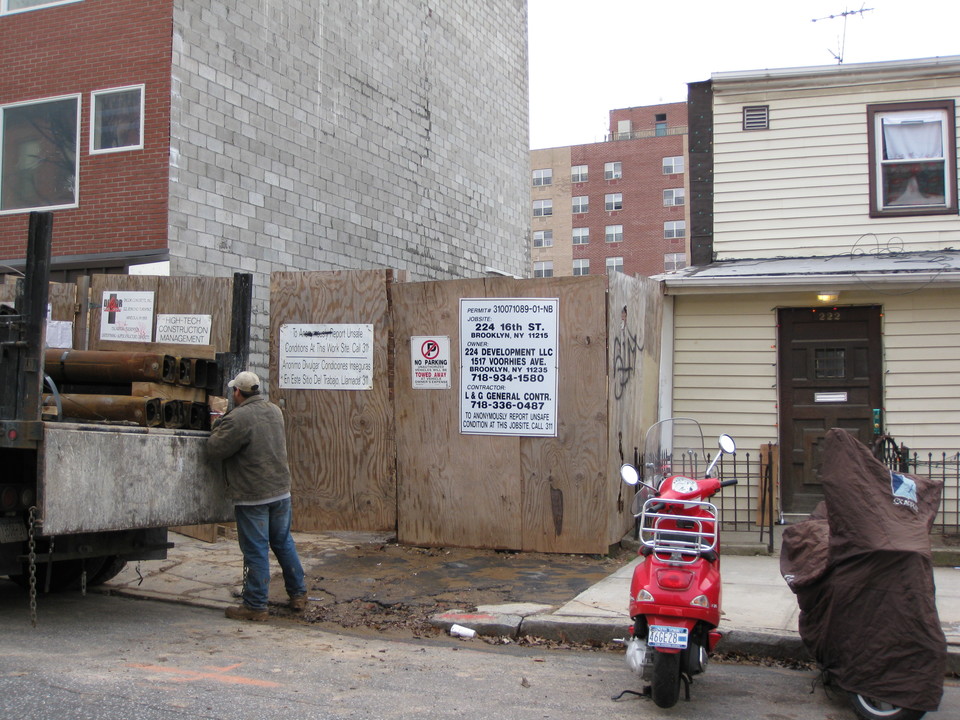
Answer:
[{"left": 779, "top": 428, "right": 947, "bottom": 712}]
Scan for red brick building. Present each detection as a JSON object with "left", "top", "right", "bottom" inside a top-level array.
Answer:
[
  {"left": 0, "top": 0, "right": 172, "bottom": 277},
  {"left": 530, "top": 102, "right": 688, "bottom": 278}
]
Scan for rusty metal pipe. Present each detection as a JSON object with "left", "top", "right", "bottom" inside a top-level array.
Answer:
[
  {"left": 43, "top": 350, "right": 174, "bottom": 385},
  {"left": 43, "top": 394, "right": 162, "bottom": 427}
]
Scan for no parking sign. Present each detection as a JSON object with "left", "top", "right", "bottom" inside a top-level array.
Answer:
[{"left": 411, "top": 336, "right": 450, "bottom": 389}]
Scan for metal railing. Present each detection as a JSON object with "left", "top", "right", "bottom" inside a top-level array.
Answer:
[{"left": 605, "top": 126, "right": 688, "bottom": 141}]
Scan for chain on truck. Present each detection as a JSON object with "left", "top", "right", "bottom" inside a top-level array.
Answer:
[{"left": 0, "top": 213, "right": 251, "bottom": 620}]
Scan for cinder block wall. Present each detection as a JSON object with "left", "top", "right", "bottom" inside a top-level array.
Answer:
[{"left": 168, "top": 0, "right": 531, "bottom": 376}]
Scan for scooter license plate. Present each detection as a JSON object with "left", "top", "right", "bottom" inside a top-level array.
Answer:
[{"left": 648, "top": 625, "right": 688, "bottom": 649}]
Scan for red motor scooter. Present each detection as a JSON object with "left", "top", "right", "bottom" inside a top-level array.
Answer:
[{"left": 616, "top": 418, "right": 737, "bottom": 708}]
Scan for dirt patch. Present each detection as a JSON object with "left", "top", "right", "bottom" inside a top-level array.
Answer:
[{"left": 289, "top": 541, "right": 633, "bottom": 638}]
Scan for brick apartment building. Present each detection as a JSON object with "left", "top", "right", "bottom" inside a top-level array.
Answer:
[
  {"left": 530, "top": 102, "right": 688, "bottom": 278},
  {"left": 0, "top": 0, "right": 530, "bottom": 370}
]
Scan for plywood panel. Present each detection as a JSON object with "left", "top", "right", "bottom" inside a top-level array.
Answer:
[
  {"left": 393, "top": 278, "right": 522, "bottom": 549},
  {"left": 270, "top": 270, "right": 395, "bottom": 532}
]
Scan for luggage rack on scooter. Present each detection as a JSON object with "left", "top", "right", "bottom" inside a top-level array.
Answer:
[{"left": 639, "top": 499, "right": 718, "bottom": 564}]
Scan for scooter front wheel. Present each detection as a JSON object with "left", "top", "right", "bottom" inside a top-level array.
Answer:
[
  {"left": 848, "top": 693, "right": 925, "bottom": 720},
  {"left": 650, "top": 650, "right": 681, "bottom": 708}
]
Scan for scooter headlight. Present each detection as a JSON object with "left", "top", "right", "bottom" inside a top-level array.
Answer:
[{"left": 690, "top": 594, "right": 710, "bottom": 608}]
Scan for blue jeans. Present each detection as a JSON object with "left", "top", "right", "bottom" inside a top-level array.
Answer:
[{"left": 234, "top": 497, "right": 307, "bottom": 610}]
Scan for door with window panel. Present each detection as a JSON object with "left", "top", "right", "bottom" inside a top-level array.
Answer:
[{"left": 777, "top": 306, "right": 882, "bottom": 514}]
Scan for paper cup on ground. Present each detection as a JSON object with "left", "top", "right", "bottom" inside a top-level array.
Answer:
[{"left": 449, "top": 623, "right": 476, "bottom": 638}]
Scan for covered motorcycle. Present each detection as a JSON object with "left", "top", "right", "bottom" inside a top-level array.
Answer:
[{"left": 779, "top": 428, "right": 947, "bottom": 720}]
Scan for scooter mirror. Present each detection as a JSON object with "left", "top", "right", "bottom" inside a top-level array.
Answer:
[
  {"left": 620, "top": 463, "right": 641, "bottom": 486},
  {"left": 718, "top": 433, "right": 736, "bottom": 455}
]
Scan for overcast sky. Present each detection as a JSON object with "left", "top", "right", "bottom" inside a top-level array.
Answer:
[{"left": 528, "top": 0, "right": 960, "bottom": 149}]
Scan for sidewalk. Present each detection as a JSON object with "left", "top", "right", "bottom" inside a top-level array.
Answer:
[{"left": 103, "top": 530, "right": 960, "bottom": 673}]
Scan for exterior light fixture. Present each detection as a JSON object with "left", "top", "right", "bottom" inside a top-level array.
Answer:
[{"left": 817, "top": 292, "right": 839, "bottom": 303}]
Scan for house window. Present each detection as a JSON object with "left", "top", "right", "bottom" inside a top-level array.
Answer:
[
  {"left": 533, "top": 230, "right": 553, "bottom": 248},
  {"left": 533, "top": 199, "right": 553, "bottom": 217},
  {"left": 606, "top": 256, "right": 624, "bottom": 275},
  {"left": 867, "top": 100, "right": 957, "bottom": 217},
  {"left": 604, "top": 161, "right": 622, "bottom": 180},
  {"left": 664, "top": 252, "right": 687, "bottom": 272},
  {"left": 571, "top": 165, "right": 588, "bottom": 183},
  {"left": 605, "top": 193, "right": 622, "bottom": 211},
  {"left": 743, "top": 105, "right": 769, "bottom": 131},
  {"left": 532, "top": 168, "right": 553, "bottom": 187},
  {"left": 572, "top": 195, "right": 588, "bottom": 214},
  {"left": 572, "top": 227, "right": 589, "bottom": 245},
  {"left": 605, "top": 224, "right": 623, "bottom": 243},
  {"left": 1, "top": 95, "right": 80, "bottom": 213},
  {"left": 1, "top": 0, "right": 80, "bottom": 15},
  {"left": 91, "top": 86, "right": 144, "bottom": 153},
  {"left": 815, "top": 348, "right": 845, "bottom": 379},
  {"left": 534, "top": 261, "right": 553, "bottom": 278},
  {"left": 663, "top": 188, "right": 685, "bottom": 206},
  {"left": 664, "top": 220, "right": 686, "bottom": 239},
  {"left": 573, "top": 259, "right": 590, "bottom": 276},
  {"left": 663, "top": 156, "right": 684, "bottom": 174},
  {"left": 655, "top": 122, "right": 667, "bottom": 137}
]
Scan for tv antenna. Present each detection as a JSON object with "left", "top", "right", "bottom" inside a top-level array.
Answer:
[{"left": 812, "top": 5, "right": 874, "bottom": 64}]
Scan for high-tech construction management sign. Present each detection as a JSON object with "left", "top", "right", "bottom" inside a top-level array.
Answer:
[{"left": 460, "top": 298, "right": 558, "bottom": 437}]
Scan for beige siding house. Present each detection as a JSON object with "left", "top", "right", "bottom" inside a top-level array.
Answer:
[{"left": 661, "top": 56, "right": 960, "bottom": 527}]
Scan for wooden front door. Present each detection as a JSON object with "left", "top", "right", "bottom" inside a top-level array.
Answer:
[{"left": 777, "top": 305, "right": 882, "bottom": 515}]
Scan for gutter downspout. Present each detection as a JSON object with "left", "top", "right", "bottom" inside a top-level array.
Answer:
[{"left": 658, "top": 293, "right": 675, "bottom": 423}]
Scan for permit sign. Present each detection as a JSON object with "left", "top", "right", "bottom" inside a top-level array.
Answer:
[{"left": 460, "top": 298, "right": 558, "bottom": 437}]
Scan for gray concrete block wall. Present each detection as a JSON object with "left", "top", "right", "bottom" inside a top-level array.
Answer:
[{"left": 168, "top": 0, "right": 531, "bottom": 379}]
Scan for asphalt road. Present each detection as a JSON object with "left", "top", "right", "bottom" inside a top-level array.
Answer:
[{"left": 0, "top": 582, "right": 957, "bottom": 720}]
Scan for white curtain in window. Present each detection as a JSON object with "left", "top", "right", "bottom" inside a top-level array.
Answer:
[{"left": 882, "top": 113, "right": 943, "bottom": 160}]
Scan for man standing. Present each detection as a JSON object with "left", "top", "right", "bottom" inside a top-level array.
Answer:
[{"left": 207, "top": 370, "right": 308, "bottom": 621}]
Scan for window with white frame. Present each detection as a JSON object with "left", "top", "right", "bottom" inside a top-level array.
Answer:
[
  {"left": 572, "top": 195, "right": 588, "bottom": 214},
  {"left": 533, "top": 229, "right": 553, "bottom": 248},
  {"left": 1, "top": 95, "right": 80, "bottom": 213},
  {"left": 533, "top": 199, "right": 553, "bottom": 217},
  {"left": 91, "top": 86, "right": 144, "bottom": 153},
  {"left": 605, "top": 193, "right": 622, "bottom": 211},
  {"left": 664, "top": 220, "right": 686, "bottom": 239},
  {"left": 2, "top": 0, "right": 80, "bottom": 15},
  {"left": 532, "top": 168, "right": 553, "bottom": 187},
  {"left": 572, "top": 227, "right": 589, "bottom": 245},
  {"left": 867, "top": 100, "right": 957, "bottom": 217},
  {"left": 534, "top": 261, "right": 553, "bottom": 278},
  {"left": 605, "top": 256, "right": 624, "bottom": 275},
  {"left": 604, "top": 161, "right": 622, "bottom": 180},
  {"left": 663, "top": 188, "right": 685, "bottom": 206},
  {"left": 664, "top": 252, "right": 687, "bottom": 272},
  {"left": 605, "top": 224, "right": 623, "bottom": 243},
  {"left": 573, "top": 259, "right": 589, "bottom": 276},
  {"left": 571, "top": 165, "right": 588, "bottom": 183},
  {"left": 663, "top": 156, "right": 684, "bottom": 174}
]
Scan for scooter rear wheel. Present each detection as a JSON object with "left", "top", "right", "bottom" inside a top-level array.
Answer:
[
  {"left": 848, "top": 693, "right": 925, "bottom": 720},
  {"left": 650, "top": 651, "right": 681, "bottom": 708}
]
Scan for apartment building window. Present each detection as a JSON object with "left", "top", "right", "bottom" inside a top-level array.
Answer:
[
  {"left": 572, "top": 195, "right": 588, "bottom": 214},
  {"left": 606, "top": 257, "right": 624, "bottom": 275},
  {"left": 91, "top": 86, "right": 144, "bottom": 153},
  {"left": 605, "top": 224, "right": 623, "bottom": 243},
  {"left": 1, "top": 95, "right": 80, "bottom": 213},
  {"left": 664, "top": 252, "right": 687, "bottom": 272},
  {"left": 663, "top": 156, "right": 684, "bottom": 174},
  {"left": 1, "top": 0, "right": 80, "bottom": 14},
  {"left": 604, "top": 161, "right": 622, "bottom": 180},
  {"left": 663, "top": 188, "right": 685, "bottom": 206},
  {"left": 573, "top": 259, "right": 590, "bottom": 276},
  {"left": 605, "top": 193, "right": 622, "bottom": 211},
  {"left": 867, "top": 99, "right": 957, "bottom": 217},
  {"left": 664, "top": 220, "right": 686, "bottom": 239},
  {"left": 534, "top": 261, "right": 553, "bottom": 278},
  {"left": 533, "top": 230, "right": 553, "bottom": 248},
  {"left": 571, "top": 165, "right": 588, "bottom": 183},
  {"left": 533, "top": 199, "right": 553, "bottom": 217},
  {"left": 532, "top": 168, "right": 553, "bottom": 186},
  {"left": 572, "top": 227, "right": 589, "bottom": 245}
]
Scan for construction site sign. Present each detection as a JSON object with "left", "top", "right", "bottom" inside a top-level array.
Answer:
[
  {"left": 459, "top": 298, "right": 558, "bottom": 437},
  {"left": 278, "top": 323, "right": 373, "bottom": 390}
]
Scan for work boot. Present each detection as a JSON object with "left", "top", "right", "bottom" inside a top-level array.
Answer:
[
  {"left": 224, "top": 604, "right": 268, "bottom": 622},
  {"left": 289, "top": 593, "right": 308, "bottom": 612}
]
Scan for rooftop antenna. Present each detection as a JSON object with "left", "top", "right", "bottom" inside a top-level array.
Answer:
[{"left": 812, "top": 5, "right": 873, "bottom": 64}]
